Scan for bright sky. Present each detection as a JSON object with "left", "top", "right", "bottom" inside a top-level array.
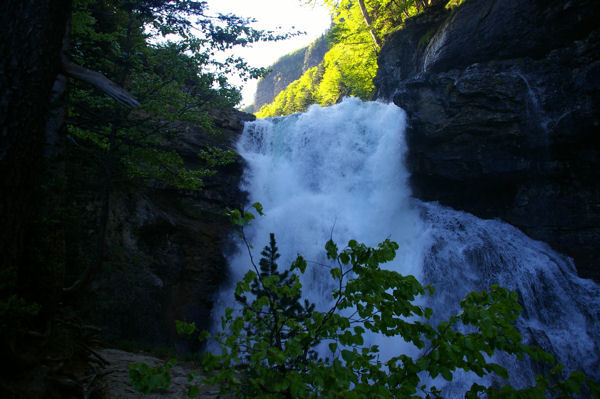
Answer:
[{"left": 205, "top": 0, "right": 331, "bottom": 107}]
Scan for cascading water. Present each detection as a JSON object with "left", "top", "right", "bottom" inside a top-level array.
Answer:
[{"left": 213, "top": 98, "right": 600, "bottom": 393}]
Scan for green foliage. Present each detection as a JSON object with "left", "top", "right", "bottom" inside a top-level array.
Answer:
[
  {"left": 177, "top": 205, "right": 597, "bottom": 398},
  {"left": 317, "top": 41, "right": 378, "bottom": 103},
  {"left": 256, "top": 67, "right": 322, "bottom": 117},
  {"left": 445, "top": 0, "right": 471, "bottom": 8},
  {"left": 269, "top": 47, "right": 308, "bottom": 79},
  {"left": 129, "top": 359, "right": 176, "bottom": 394},
  {"left": 176, "top": 320, "right": 197, "bottom": 336},
  {"left": 47, "top": 1, "right": 303, "bottom": 357},
  {"left": 63, "top": 0, "right": 294, "bottom": 299},
  {"left": 69, "top": 0, "right": 244, "bottom": 192},
  {"left": 255, "top": 38, "right": 378, "bottom": 117},
  {"left": 127, "top": 204, "right": 597, "bottom": 398},
  {"left": 234, "top": 233, "right": 316, "bottom": 348},
  {"left": 226, "top": 202, "right": 264, "bottom": 228},
  {"left": 0, "top": 295, "right": 41, "bottom": 339},
  {"left": 68, "top": 0, "right": 301, "bottom": 193},
  {"left": 198, "top": 146, "right": 238, "bottom": 168},
  {"left": 255, "top": 35, "right": 379, "bottom": 117},
  {"left": 249, "top": 33, "right": 330, "bottom": 114},
  {"left": 256, "top": 1, "right": 454, "bottom": 117}
]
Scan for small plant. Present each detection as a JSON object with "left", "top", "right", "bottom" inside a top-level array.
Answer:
[
  {"left": 129, "top": 359, "right": 176, "bottom": 394},
  {"left": 418, "top": 27, "right": 438, "bottom": 49}
]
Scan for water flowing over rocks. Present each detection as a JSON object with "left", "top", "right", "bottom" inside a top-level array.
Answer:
[
  {"left": 374, "top": 0, "right": 600, "bottom": 281},
  {"left": 219, "top": 99, "right": 599, "bottom": 393}
]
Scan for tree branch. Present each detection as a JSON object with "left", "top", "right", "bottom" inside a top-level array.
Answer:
[{"left": 62, "top": 60, "right": 140, "bottom": 108}]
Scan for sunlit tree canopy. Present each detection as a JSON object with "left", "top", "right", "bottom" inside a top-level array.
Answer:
[{"left": 256, "top": 0, "right": 451, "bottom": 117}]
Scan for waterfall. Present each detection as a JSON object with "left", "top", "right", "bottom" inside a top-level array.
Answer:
[{"left": 213, "top": 98, "right": 600, "bottom": 392}]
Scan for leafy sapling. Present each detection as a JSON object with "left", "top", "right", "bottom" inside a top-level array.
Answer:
[
  {"left": 195, "top": 204, "right": 598, "bottom": 398},
  {"left": 235, "top": 232, "right": 315, "bottom": 344},
  {"left": 134, "top": 203, "right": 598, "bottom": 398}
]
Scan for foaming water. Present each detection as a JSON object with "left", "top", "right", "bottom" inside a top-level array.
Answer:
[
  {"left": 417, "top": 203, "right": 600, "bottom": 392},
  {"left": 212, "top": 98, "right": 599, "bottom": 391}
]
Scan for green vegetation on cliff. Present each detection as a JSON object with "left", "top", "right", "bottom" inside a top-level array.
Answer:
[
  {"left": 256, "top": 0, "right": 451, "bottom": 118},
  {"left": 247, "top": 33, "right": 330, "bottom": 113},
  {"left": 63, "top": 0, "right": 291, "bottom": 323}
]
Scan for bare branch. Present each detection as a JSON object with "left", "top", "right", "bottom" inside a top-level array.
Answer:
[{"left": 63, "top": 60, "right": 141, "bottom": 108}]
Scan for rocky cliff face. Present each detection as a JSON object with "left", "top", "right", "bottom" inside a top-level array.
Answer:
[
  {"left": 375, "top": 0, "right": 600, "bottom": 281},
  {"left": 248, "top": 33, "right": 329, "bottom": 113},
  {"left": 82, "top": 110, "right": 253, "bottom": 349}
]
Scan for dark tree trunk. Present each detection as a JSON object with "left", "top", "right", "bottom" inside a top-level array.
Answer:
[
  {"left": 357, "top": 0, "right": 383, "bottom": 51},
  {"left": 0, "top": 1, "right": 71, "bottom": 309}
]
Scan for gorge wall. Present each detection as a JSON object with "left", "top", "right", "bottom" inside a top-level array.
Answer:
[
  {"left": 374, "top": 0, "right": 600, "bottom": 281},
  {"left": 245, "top": 33, "right": 329, "bottom": 113},
  {"left": 76, "top": 109, "right": 253, "bottom": 348}
]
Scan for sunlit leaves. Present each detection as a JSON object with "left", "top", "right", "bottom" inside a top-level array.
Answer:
[
  {"left": 255, "top": 40, "right": 378, "bottom": 118},
  {"left": 255, "top": 66, "right": 322, "bottom": 118},
  {"left": 256, "top": 0, "right": 437, "bottom": 118}
]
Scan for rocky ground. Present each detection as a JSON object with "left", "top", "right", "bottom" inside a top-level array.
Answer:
[{"left": 94, "top": 348, "right": 219, "bottom": 399}]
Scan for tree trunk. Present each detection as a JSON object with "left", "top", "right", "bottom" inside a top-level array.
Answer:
[
  {"left": 357, "top": 0, "right": 383, "bottom": 51},
  {"left": 0, "top": 0, "right": 71, "bottom": 310}
]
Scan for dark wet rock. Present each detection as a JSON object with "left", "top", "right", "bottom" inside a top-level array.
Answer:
[{"left": 375, "top": 0, "right": 600, "bottom": 281}]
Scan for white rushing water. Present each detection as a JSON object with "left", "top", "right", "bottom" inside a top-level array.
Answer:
[{"left": 213, "top": 98, "right": 600, "bottom": 392}]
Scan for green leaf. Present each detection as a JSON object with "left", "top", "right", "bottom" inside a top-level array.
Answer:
[
  {"left": 187, "top": 385, "right": 199, "bottom": 398},
  {"left": 129, "top": 360, "right": 172, "bottom": 394},
  {"left": 330, "top": 267, "right": 342, "bottom": 279},
  {"left": 291, "top": 255, "right": 307, "bottom": 273},
  {"left": 197, "top": 330, "right": 210, "bottom": 342},
  {"left": 424, "top": 307, "right": 433, "bottom": 319},
  {"left": 441, "top": 368, "right": 453, "bottom": 381},
  {"left": 175, "top": 320, "right": 196, "bottom": 336},
  {"left": 252, "top": 202, "right": 264, "bottom": 216},
  {"left": 339, "top": 251, "right": 350, "bottom": 265},
  {"left": 325, "top": 239, "right": 338, "bottom": 259},
  {"left": 341, "top": 349, "right": 355, "bottom": 363}
]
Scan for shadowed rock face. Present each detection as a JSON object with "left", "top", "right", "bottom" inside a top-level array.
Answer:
[
  {"left": 88, "top": 109, "right": 254, "bottom": 349},
  {"left": 375, "top": 0, "right": 600, "bottom": 281}
]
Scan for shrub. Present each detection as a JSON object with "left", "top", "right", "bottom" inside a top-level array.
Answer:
[
  {"left": 133, "top": 204, "right": 599, "bottom": 398},
  {"left": 191, "top": 206, "right": 599, "bottom": 398}
]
